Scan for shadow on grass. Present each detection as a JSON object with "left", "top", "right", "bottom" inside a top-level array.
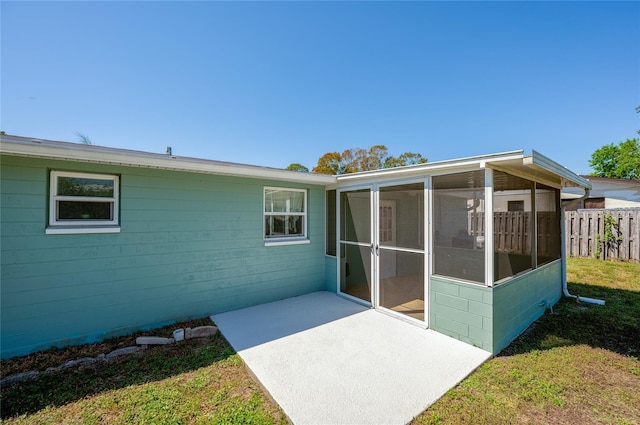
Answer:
[
  {"left": 0, "top": 331, "right": 235, "bottom": 419},
  {"left": 500, "top": 280, "right": 640, "bottom": 360}
]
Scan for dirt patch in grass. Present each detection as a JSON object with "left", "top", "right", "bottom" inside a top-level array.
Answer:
[{"left": 1, "top": 317, "right": 214, "bottom": 379}]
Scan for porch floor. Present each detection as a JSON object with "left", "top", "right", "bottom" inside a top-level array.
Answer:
[{"left": 211, "top": 291, "right": 491, "bottom": 425}]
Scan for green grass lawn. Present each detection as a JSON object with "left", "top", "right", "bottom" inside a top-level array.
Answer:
[
  {"left": 1, "top": 258, "right": 639, "bottom": 424},
  {"left": 1, "top": 321, "right": 287, "bottom": 425},
  {"left": 413, "top": 258, "right": 640, "bottom": 424}
]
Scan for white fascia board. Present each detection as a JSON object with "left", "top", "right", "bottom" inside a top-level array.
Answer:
[
  {"left": 523, "top": 150, "right": 591, "bottom": 190},
  {"left": 336, "top": 150, "right": 525, "bottom": 184},
  {"left": 0, "top": 136, "right": 336, "bottom": 185}
]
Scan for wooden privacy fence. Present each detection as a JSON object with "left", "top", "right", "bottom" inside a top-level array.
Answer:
[
  {"left": 565, "top": 209, "right": 640, "bottom": 261},
  {"left": 468, "top": 212, "right": 559, "bottom": 257}
]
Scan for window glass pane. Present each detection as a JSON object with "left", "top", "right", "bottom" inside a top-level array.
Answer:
[
  {"left": 340, "top": 190, "right": 371, "bottom": 244},
  {"left": 326, "top": 190, "right": 337, "bottom": 256},
  {"left": 493, "top": 171, "right": 533, "bottom": 281},
  {"left": 265, "top": 189, "right": 304, "bottom": 213},
  {"left": 433, "top": 171, "right": 485, "bottom": 283},
  {"left": 536, "top": 184, "right": 561, "bottom": 266},
  {"left": 379, "top": 183, "right": 424, "bottom": 250},
  {"left": 265, "top": 215, "right": 304, "bottom": 238},
  {"left": 58, "top": 201, "right": 113, "bottom": 220},
  {"left": 57, "top": 177, "right": 114, "bottom": 197}
]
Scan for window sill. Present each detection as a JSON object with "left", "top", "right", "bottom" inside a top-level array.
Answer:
[
  {"left": 46, "top": 226, "right": 121, "bottom": 235},
  {"left": 264, "top": 238, "right": 310, "bottom": 247}
]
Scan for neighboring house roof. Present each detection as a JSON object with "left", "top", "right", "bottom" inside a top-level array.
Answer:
[
  {"left": 562, "top": 175, "right": 640, "bottom": 204},
  {"left": 0, "top": 134, "right": 589, "bottom": 190},
  {"left": 0, "top": 134, "right": 336, "bottom": 185}
]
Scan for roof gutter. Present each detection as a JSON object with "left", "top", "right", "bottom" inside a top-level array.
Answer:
[
  {"left": 560, "top": 188, "right": 605, "bottom": 305},
  {"left": 0, "top": 135, "right": 336, "bottom": 185}
]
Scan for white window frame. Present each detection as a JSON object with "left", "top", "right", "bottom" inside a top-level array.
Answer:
[
  {"left": 264, "top": 186, "right": 308, "bottom": 246},
  {"left": 47, "top": 171, "right": 120, "bottom": 234}
]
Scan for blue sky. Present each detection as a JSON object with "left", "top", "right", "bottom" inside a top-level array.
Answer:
[{"left": 2, "top": 1, "right": 639, "bottom": 175}]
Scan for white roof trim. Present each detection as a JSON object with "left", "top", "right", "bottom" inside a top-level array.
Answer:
[
  {"left": 336, "top": 149, "right": 589, "bottom": 190},
  {"left": 0, "top": 135, "right": 336, "bottom": 185},
  {"left": 336, "top": 150, "right": 525, "bottom": 183},
  {"left": 523, "top": 150, "right": 591, "bottom": 190},
  {"left": 1, "top": 135, "right": 589, "bottom": 189}
]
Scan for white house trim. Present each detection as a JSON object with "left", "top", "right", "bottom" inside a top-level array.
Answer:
[{"left": 0, "top": 135, "right": 336, "bottom": 185}]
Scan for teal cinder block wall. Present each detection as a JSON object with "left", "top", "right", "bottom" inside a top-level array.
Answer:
[
  {"left": 492, "top": 260, "right": 562, "bottom": 353},
  {"left": 1, "top": 155, "right": 327, "bottom": 359},
  {"left": 430, "top": 260, "right": 562, "bottom": 354},
  {"left": 429, "top": 276, "right": 493, "bottom": 351}
]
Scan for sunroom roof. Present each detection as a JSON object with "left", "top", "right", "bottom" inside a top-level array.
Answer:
[{"left": 336, "top": 150, "right": 591, "bottom": 191}]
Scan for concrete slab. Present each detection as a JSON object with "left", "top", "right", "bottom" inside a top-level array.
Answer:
[{"left": 212, "top": 291, "right": 492, "bottom": 425}]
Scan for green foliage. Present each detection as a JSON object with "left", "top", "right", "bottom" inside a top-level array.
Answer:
[
  {"left": 74, "top": 131, "right": 92, "bottom": 145},
  {"left": 313, "top": 145, "right": 427, "bottom": 175},
  {"left": 589, "top": 138, "right": 640, "bottom": 180},
  {"left": 602, "top": 213, "right": 622, "bottom": 249},
  {"left": 589, "top": 106, "right": 640, "bottom": 179},
  {"left": 384, "top": 152, "right": 428, "bottom": 168},
  {"left": 285, "top": 163, "right": 309, "bottom": 172},
  {"left": 596, "top": 213, "right": 623, "bottom": 260}
]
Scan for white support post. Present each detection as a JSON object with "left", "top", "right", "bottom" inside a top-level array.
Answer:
[
  {"left": 424, "top": 176, "right": 432, "bottom": 327},
  {"left": 531, "top": 182, "right": 537, "bottom": 269},
  {"left": 335, "top": 190, "right": 341, "bottom": 293},
  {"left": 484, "top": 168, "right": 494, "bottom": 287}
]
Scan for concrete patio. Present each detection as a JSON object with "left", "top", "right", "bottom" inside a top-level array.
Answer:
[{"left": 212, "top": 291, "right": 492, "bottom": 425}]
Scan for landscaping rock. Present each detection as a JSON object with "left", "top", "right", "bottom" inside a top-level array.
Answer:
[
  {"left": 172, "top": 328, "right": 185, "bottom": 342},
  {"left": 106, "top": 346, "right": 142, "bottom": 360},
  {"left": 188, "top": 325, "right": 218, "bottom": 339},
  {"left": 136, "top": 336, "right": 174, "bottom": 345},
  {"left": 0, "top": 371, "right": 39, "bottom": 389},
  {"left": 59, "top": 357, "right": 97, "bottom": 370}
]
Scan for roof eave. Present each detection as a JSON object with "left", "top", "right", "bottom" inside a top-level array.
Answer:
[
  {"left": 0, "top": 135, "right": 336, "bottom": 185},
  {"left": 336, "top": 150, "right": 526, "bottom": 183},
  {"left": 523, "top": 150, "right": 592, "bottom": 190}
]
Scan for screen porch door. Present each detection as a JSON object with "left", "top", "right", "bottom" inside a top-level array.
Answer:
[{"left": 338, "top": 182, "right": 426, "bottom": 324}]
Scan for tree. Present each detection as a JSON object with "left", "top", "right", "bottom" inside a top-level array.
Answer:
[
  {"left": 312, "top": 145, "right": 427, "bottom": 175},
  {"left": 286, "top": 163, "right": 309, "bottom": 172},
  {"left": 384, "top": 152, "right": 428, "bottom": 168},
  {"left": 589, "top": 139, "right": 640, "bottom": 180},
  {"left": 75, "top": 132, "right": 92, "bottom": 145},
  {"left": 589, "top": 106, "right": 640, "bottom": 180},
  {"left": 313, "top": 152, "right": 342, "bottom": 174}
]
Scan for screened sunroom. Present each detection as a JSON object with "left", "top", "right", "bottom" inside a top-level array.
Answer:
[{"left": 326, "top": 150, "right": 590, "bottom": 354}]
